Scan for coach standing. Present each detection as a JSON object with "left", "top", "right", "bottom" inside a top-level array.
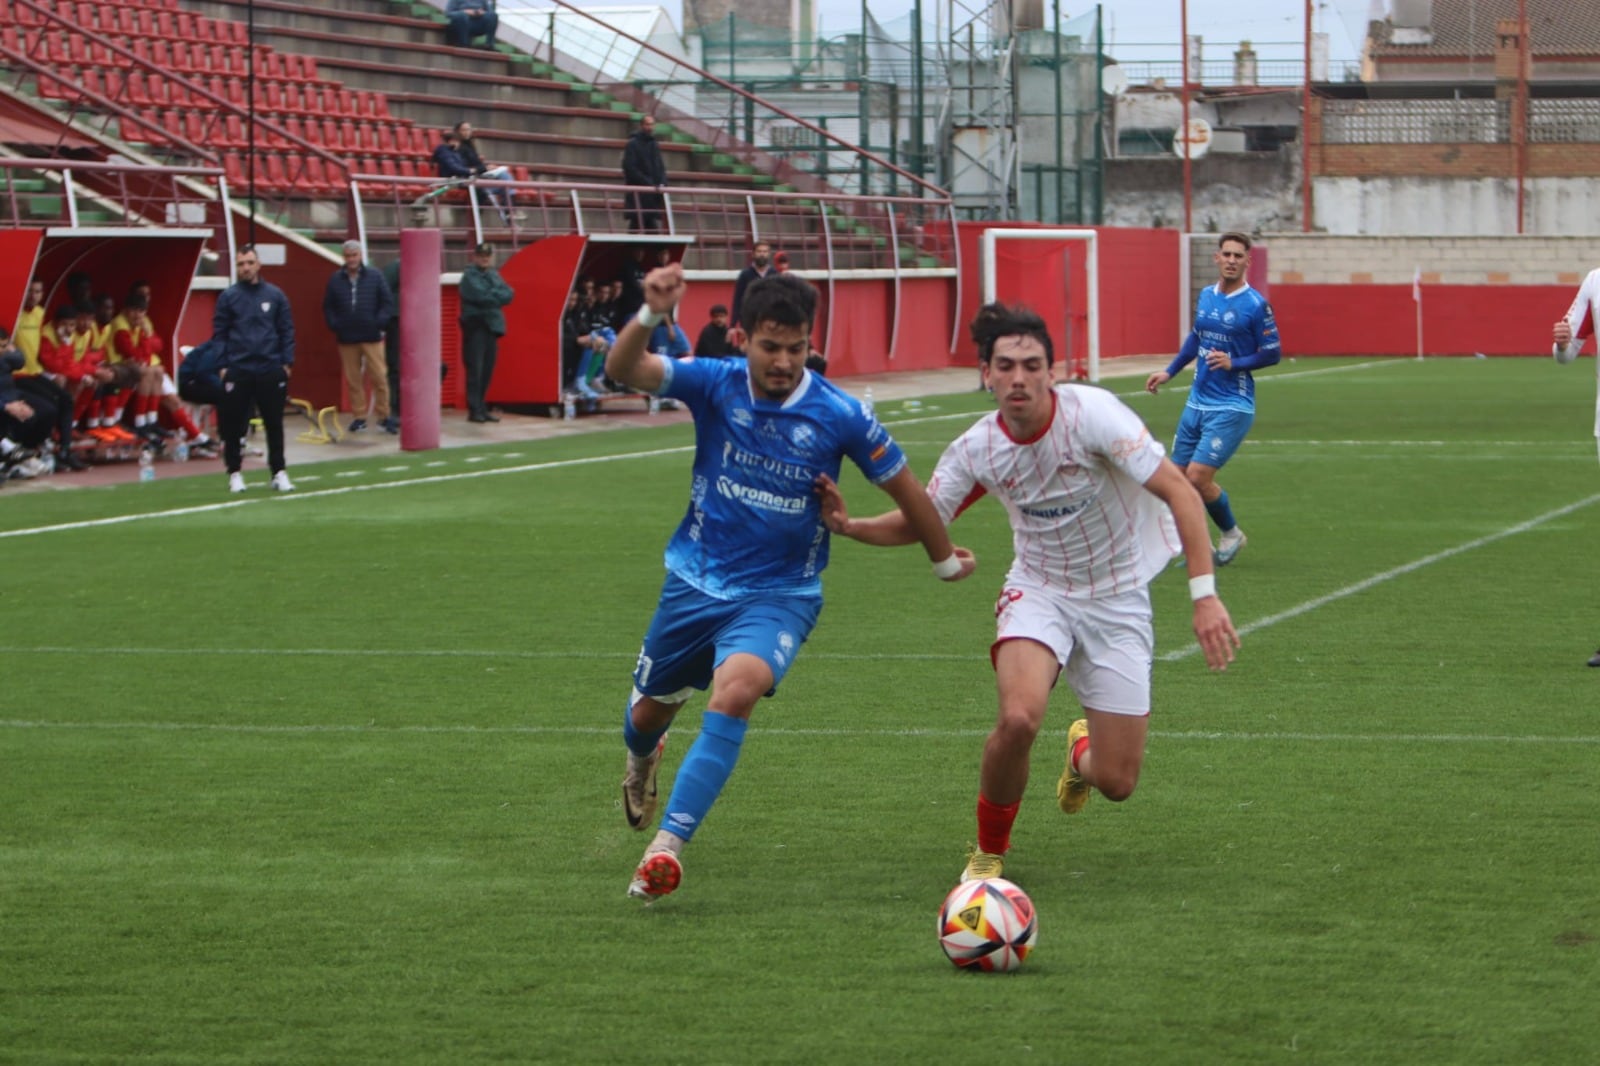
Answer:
[
  {"left": 324, "top": 239, "right": 397, "bottom": 435},
  {"left": 215, "top": 244, "right": 295, "bottom": 494},
  {"left": 459, "top": 241, "right": 514, "bottom": 423}
]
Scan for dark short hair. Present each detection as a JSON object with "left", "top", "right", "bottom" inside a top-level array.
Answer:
[
  {"left": 125, "top": 294, "right": 149, "bottom": 312},
  {"left": 54, "top": 303, "right": 76, "bottom": 321},
  {"left": 739, "top": 273, "right": 816, "bottom": 333},
  {"left": 237, "top": 244, "right": 258, "bottom": 257},
  {"left": 473, "top": 242, "right": 494, "bottom": 256},
  {"left": 1218, "top": 231, "right": 1252, "bottom": 251},
  {"left": 709, "top": 304, "right": 728, "bottom": 316},
  {"left": 970, "top": 302, "right": 1054, "bottom": 367}
]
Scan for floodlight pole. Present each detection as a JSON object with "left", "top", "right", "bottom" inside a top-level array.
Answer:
[
  {"left": 1301, "top": 0, "right": 1312, "bottom": 232},
  {"left": 1179, "top": 0, "right": 1192, "bottom": 234}
]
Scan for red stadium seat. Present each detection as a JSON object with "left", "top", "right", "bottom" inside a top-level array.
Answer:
[
  {"left": 223, "top": 114, "right": 245, "bottom": 149},
  {"left": 262, "top": 153, "right": 288, "bottom": 192}
]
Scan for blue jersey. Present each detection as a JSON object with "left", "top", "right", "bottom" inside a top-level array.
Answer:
[
  {"left": 656, "top": 356, "right": 908, "bottom": 599},
  {"left": 1166, "top": 283, "right": 1281, "bottom": 414}
]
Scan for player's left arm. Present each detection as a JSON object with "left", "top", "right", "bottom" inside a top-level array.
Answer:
[
  {"left": 1142, "top": 458, "right": 1240, "bottom": 671},
  {"left": 1216, "top": 301, "right": 1281, "bottom": 373}
]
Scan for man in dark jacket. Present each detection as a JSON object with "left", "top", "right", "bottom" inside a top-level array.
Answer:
[
  {"left": 459, "top": 242, "right": 515, "bottom": 423},
  {"left": 693, "top": 304, "right": 736, "bottom": 358},
  {"left": 324, "top": 240, "right": 398, "bottom": 434},
  {"left": 621, "top": 115, "right": 668, "bottom": 233},
  {"left": 730, "top": 240, "right": 773, "bottom": 334},
  {"left": 214, "top": 245, "right": 296, "bottom": 493}
]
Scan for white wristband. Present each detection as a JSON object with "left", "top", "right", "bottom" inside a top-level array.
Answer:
[
  {"left": 636, "top": 306, "right": 664, "bottom": 329},
  {"left": 1189, "top": 574, "right": 1217, "bottom": 601},
  {"left": 932, "top": 555, "right": 963, "bottom": 579}
]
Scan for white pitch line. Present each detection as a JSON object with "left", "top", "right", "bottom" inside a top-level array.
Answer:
[
  {"left": 1, "top": 718, "right": 1595, "bottom": 745},
  {"left": 0, "top": 444, "right": 695, "bottom": 540},
  {"left": 1159, "top": 490, "right": 1600, "bottom": 662}
]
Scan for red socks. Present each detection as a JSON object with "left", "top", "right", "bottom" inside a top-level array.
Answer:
[
  {"left": 975, "top": 793, "right": 1020, "bottom": 857},
  {"left": 1071, "top": 734, "right": 1090, "bottom": 773}
]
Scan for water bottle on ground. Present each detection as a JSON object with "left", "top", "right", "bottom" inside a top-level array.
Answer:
[
  {"left": 138, "top": 447, "right": 156, "bottom": 482},
  {"left": 862, "top": 385, "right": 875, "bottom": 416},
  {"left": 173, "top": 431, "right": 190, "bottom": 463}
]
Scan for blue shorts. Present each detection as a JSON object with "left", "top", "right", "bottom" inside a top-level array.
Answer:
[
  {"left": 1170, "top": 406, "right": 1254, "bottom": 469},
  {"left": 631, "top": 572, "right": 823, "bottom": 701}
]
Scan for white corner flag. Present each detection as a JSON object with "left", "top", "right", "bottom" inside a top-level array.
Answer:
[{"left": 1413, "top": 265, "right": 1424, "bottom": 360}]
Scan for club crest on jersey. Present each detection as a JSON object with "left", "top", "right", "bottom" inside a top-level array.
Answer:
[
  {"left": 260, "top": 302, "right": 272, "bottom": 313},
  {"left": 789, "top": 423, "right": 816, "bottom": 452}
]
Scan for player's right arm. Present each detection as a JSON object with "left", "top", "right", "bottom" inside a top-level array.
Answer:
[
  {"left": 1552, "top": 270, "right": 1598, "bottom": 364},
  {"left": 1147, "top": 331, "right": 1201, "bottom": 393},
  {"left": 605, "top": 263, "right": 683, "bottom": 393}
]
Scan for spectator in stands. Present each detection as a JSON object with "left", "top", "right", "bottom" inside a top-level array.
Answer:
[
  {"left": 805, "top": 347, "right": 829, "bottom": 377},
  {"left": 382, "top": 256, "right": 402, "bottom": 418},
  {"left": 772, "top": 250, "right": 791, "bottom": 274},
  {"left": 215, "top": 244, "right": 296, "bottom": 493},
  {"left": 622, "top": 115, "right": 668, "bottom": 234},
  {"left": 453, "top": 121, "right": 522, "bottom": 222},
  {"left": 324, "top": 239, "right": 398, "bottom": 434},
  {"left": 459, "top": 241, "right": 515, "bottom": 423},
  {"left": 433, "top": 128, "right": 474, "bottom": 182},
  {"left": 694, "top": 304, "right": 736, "bottom": 358},
  {"left": 730, "top": 240, "right": 774, "bottom": 335},
  {"left": 444, "top": 0, "right": 498, "bottom": 49},
  {"left": 0, "top": 337, "right": 55, "bottom": 482}
]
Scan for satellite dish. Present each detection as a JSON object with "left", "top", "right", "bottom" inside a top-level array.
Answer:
[
  {"left": 1101, "top": 65, "right": 1129, "bottom": 96},
  {"left": 1174, "top": 117, "right": 1212, "bottom": 160}
]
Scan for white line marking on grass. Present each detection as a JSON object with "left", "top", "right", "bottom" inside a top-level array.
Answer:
[
  {"left": 381, "top": 465, "right": 410, "bottom": 472},
  {"left": 0, "top": 445, "right": 696, "bottom": 540},
  {"left": 1160, "top": 490, "right": 1600, "bottom": 662},
  {"left": 3, "top": 718, "right": 1596, "bottom": 744},
  {"left": 335, "top": 470, "right": 361, "bottom": 478},
  {"left": 882, "top": 360, "right": 1399, "bottom": 429}
]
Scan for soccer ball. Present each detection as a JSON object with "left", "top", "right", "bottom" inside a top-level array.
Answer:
[{"left": 937, "top": 877, "right": 1038, "bottom": 972}]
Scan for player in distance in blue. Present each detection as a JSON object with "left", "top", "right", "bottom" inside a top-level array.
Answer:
[
  {"left": 1144, "top": 231, "right": 1281, "bottom": 566},
  {"left": 605, "top": 262, "right": 975, "bottom": 901}
]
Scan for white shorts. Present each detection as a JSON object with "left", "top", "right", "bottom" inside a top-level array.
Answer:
[
  {"left": 991, "top": 579, "right": 1154, "bottom": 716},
  {"left": 161, "top": 371, "right": 178, "bottom": 397}
]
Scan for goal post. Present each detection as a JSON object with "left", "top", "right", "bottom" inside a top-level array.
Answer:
[{"left": 979, "top": 228, "right": 1100, "bottom": 383}]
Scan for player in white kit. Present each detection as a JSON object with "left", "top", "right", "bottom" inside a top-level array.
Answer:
[
  {"left": 1551, "top": 267, "right": 1600, "bottom": 667},
  {"left": 818, "top": 303, "right": 1240, "bottom": 884}
]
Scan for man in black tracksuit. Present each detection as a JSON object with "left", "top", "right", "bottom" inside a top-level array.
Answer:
[{"left": 214, "top": 245, "right": 296, "bottom": 493}]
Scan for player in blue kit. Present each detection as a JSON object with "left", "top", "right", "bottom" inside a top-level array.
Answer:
[
  {"left": 605, "top": 262, "right": 975, "bottom": 901},
  {"left": 1145, "top": 231, "right": 1281, "bottom": 566}
]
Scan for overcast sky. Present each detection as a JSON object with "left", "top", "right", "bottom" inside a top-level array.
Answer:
[{"left": 808, "top": 0, "right": 1379, "bottom": 64}]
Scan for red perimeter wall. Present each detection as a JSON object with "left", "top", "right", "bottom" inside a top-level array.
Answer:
[{"left": 1270, "top": 284, "right": 1573, "bottom": 356}]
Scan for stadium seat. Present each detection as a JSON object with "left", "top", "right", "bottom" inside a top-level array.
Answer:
[{"left": 261, "top": 153, "right": 288, "bottom": 192}]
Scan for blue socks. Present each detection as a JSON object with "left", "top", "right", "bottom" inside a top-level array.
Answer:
[
  {"left": 1205, "top": 489, "right": 1236, "bottom": 534},
  {"left": 659, "top": 710, "right": 747, "bottom": 843}
]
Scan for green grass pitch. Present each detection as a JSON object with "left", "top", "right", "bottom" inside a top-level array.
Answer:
[{"left": 2, "top": 356, "right": 1598, "bottom": 1064}]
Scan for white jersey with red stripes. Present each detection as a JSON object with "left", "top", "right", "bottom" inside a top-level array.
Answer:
[
  {"left": 1554, "top": 267, "right": 1600, "bottom": 438},
  {"left": 927, "top": 384, "right": 1181, "bottom": 599}
]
